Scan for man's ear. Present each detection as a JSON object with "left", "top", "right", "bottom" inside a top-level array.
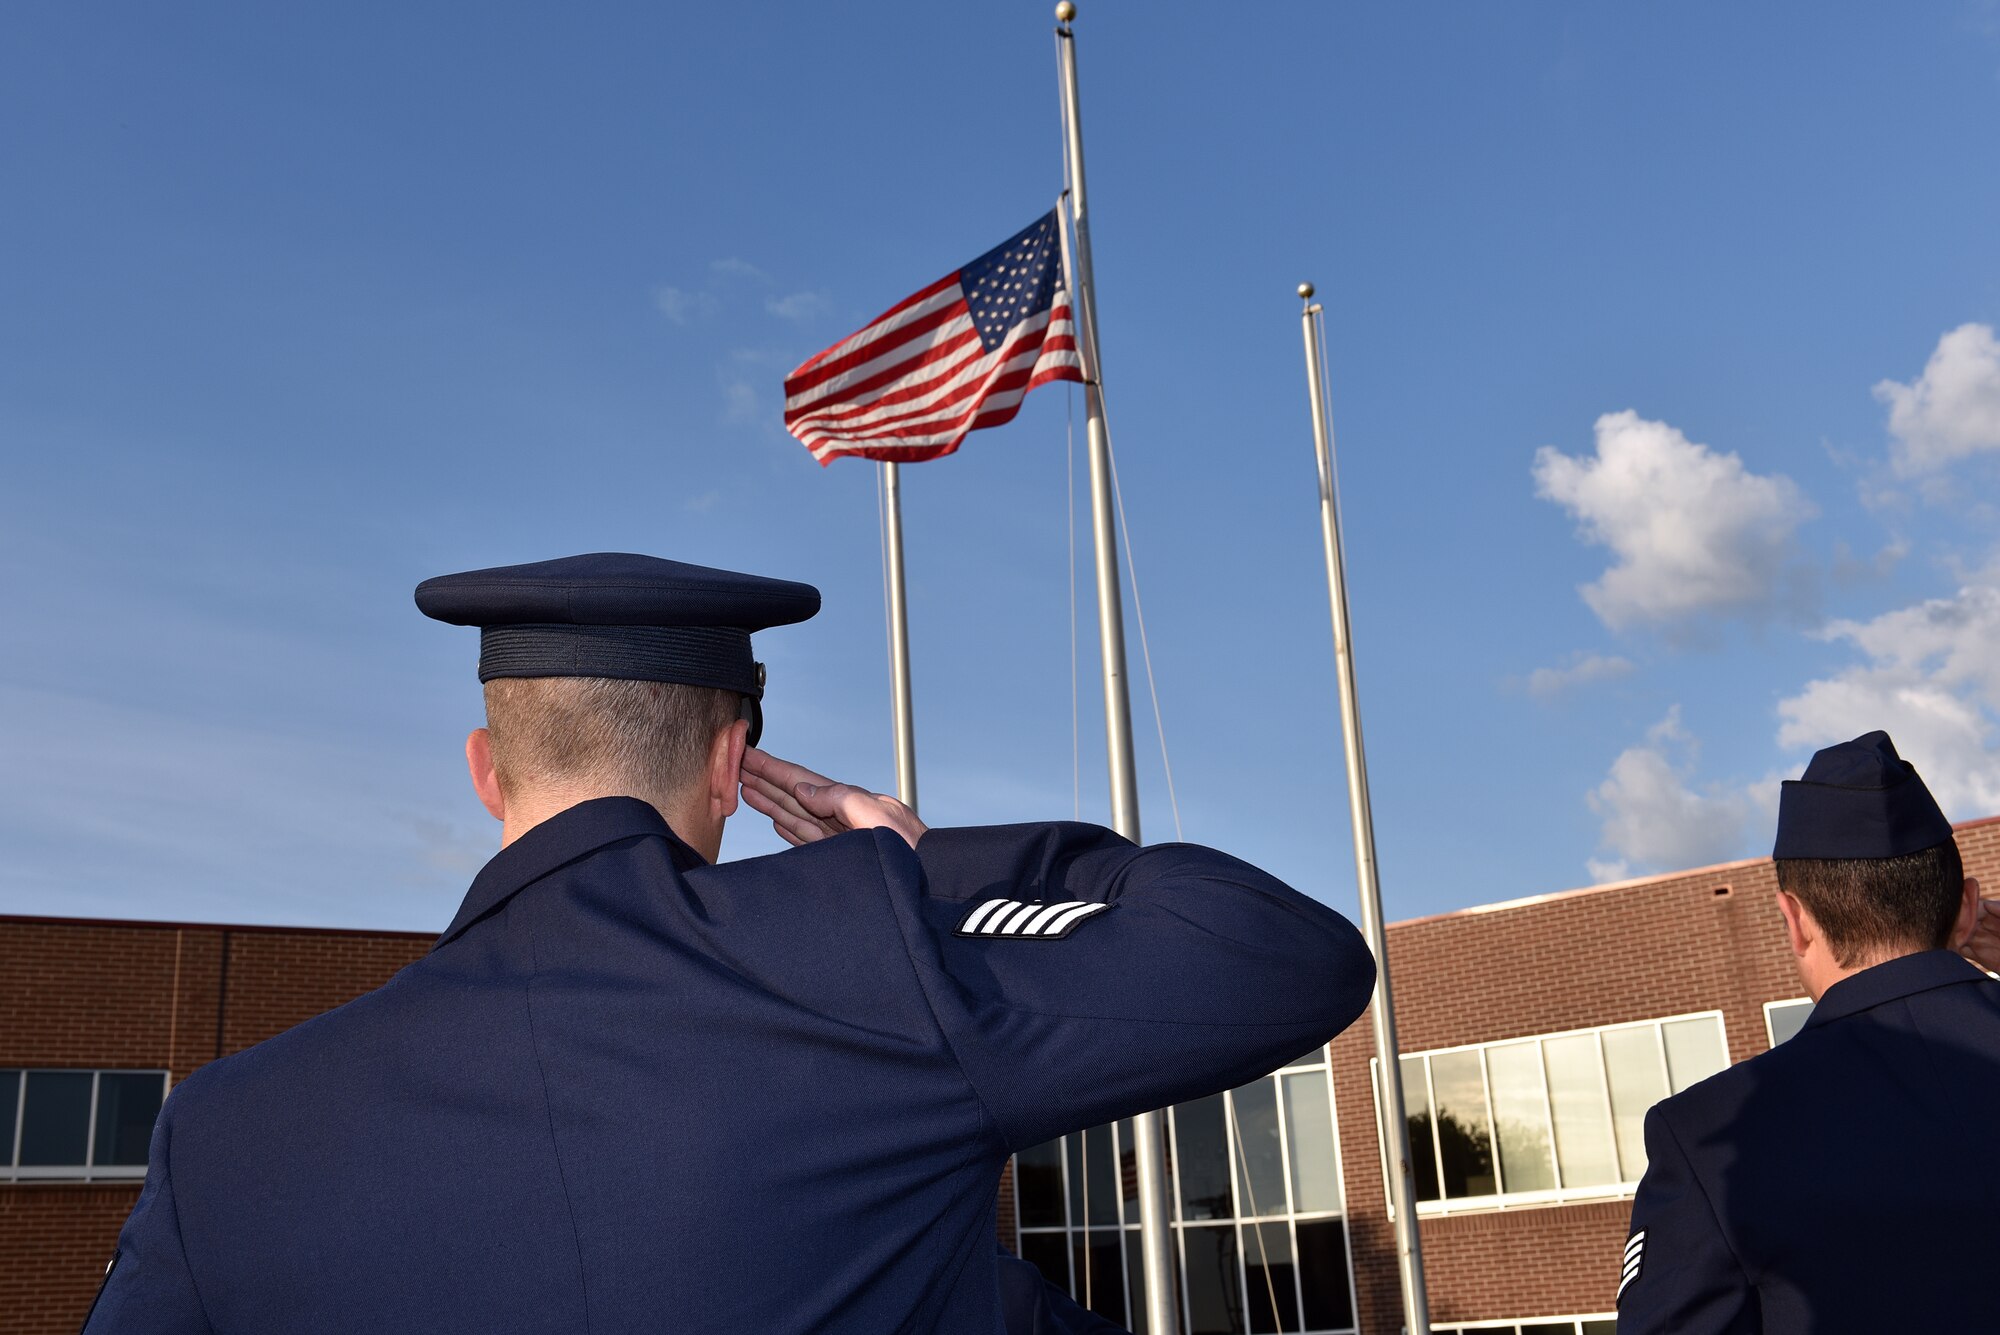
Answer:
[
  {"left": 708, "top": 717, "right": 750, "bottom": 819},
  {"left": 1776, "top": 889, "right": 1814, "bottom": 960},
  {"left": 1951, "top": 875, "right": 1982, "bottom": 950},
  {"left": 466, "top": 728, "right": 507, "bottom": 822}
]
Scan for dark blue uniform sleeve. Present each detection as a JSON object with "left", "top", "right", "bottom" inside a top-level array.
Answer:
[
  {"left": 901, "top": 822, "right": 1375, "bottom": 1150},
  {"left": 1618, "top": 1105, "right": 1757, "bottom": 1335},
  {"left": 83, "top": 1097, "right": 213, "bottom": 1334}
]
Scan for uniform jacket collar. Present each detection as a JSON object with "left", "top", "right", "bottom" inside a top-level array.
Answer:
[
  {"left": 433, "top": 796, "right": 705, "bottom": 950},
  {"left": 1804, "top": 948, "right": 1986, "bottom": 1031}
]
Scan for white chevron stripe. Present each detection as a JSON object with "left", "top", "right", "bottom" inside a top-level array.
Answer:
[
  {"left": 1044, "top": 903, "right": 1107, "bottom": 936},
  {"left": 1021, "top": 902, "right": 1079, "bottom": 934},
  {"left": 995, "top": 903, "right": 1044, "bottom": 935},
  {"left": 960, "top": 900, "right": 1014, "bottom": 934}
]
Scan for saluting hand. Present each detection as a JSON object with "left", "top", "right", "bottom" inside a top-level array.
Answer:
[
  {"left": 739, "top": 747, "right": 928, "bottom": 851},
  {"left": 1956, "top": 878, "right": 2000, "bottom": 976}
]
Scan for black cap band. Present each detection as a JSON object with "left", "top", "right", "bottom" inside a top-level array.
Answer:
[{"left": 478, "top": 624, "right": 763, "bottom": 697}]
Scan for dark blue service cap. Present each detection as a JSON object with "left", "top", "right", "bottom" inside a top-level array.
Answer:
[
  {"left": 1772, "top": 730, "right": 1955, "bottom": 860},
  {"left": 414, "top": 553, "right": 820, "bottom": 746}
]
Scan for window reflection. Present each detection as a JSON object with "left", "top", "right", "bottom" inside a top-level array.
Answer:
[
  {"left": 1083, "top": 1230, "right": 1125, "bottom": 1323},
  {"left": 1282, "top": 1073, "right": 1341, "bottom": 1214},
  {"left": 1429, "top": 1050, "right": 1496, "bottom": 1198},
  {"left": 0, "top": 1071, "right": 17, "bottom": 1165},
  {"left": 1084, "top": 1123, "right": 1121, "bottom": 1226},
  {"left": 1400, "top": 1055, "right": 1441, "bottom": 1203},
  {"left": 1180, "top": 1224, "right": 1244, "bottom": 1335},
  {"left": 1017, "top": 1139, "right": 1067, "bottom": 1228},
  {"left": 18, "top": 1072, "right": 91, "bottom": 1167},
  {"left": 1230, "top": 1078, "right": 1289, "bottom": 1219},
  {"left": 1485, "top": 1042, "right": 1554, "bottom": 1193},
  {"left": 1663, "top": 1017, "right": 1728, "bottom": 1091},
  {"left": 1244, "top": 1222, "right": 1297, "bottom": 1334},
  {"left": 1542, "top": 1034, "right": 1618, "bottom": 1187},
  {"left": 1601, "top": 1025, "right": 1667, "bottom": 1179},
  {"left": 1765, "top": 999, "right": 1812, "bottom": 1047},
  {"left": 1295, "top": 1220, "right": 1354, "bottom": 1331},
  {"left": 1380, "top": 1013, "right": 1730, "bottom": 1213},
  {"left": 1175, "top": 1093, "right": 1234, "bottom": 1221}
]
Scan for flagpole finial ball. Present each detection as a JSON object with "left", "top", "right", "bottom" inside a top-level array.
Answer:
[
  {"left": 1056, "top": 2, "right": 1076, "bottom": 23},
  {"left": 1297, "top": 282, "right": 1315, "bottom": 300}
]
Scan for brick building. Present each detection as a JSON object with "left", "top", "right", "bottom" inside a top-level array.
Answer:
[{"left": 5, "top": 815, "right": 1997, "bottom": 1334}]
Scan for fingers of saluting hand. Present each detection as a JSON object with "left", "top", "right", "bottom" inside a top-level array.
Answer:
[
  {"left": 739, "top": 766, "right": 819, "bottom": 827},
  {"left": 742, "top": 748, "right": 836, "bottom": 797},
  {"left": 740, "top": 774, "right": 836, "bottom": 844},
  {"left": 792, "top": 781, "right": 860, "bottom": 821}
]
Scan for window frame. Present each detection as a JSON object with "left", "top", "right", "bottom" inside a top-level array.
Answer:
[
  {"left": 1371, "top": 1010, "right": 1729, "bottom": 1218},
  {"left": 1430, "top": 1314, "right": 1619, "bottom": 1334},
  {"left": 1014, "top": 1044, "right": 1361, "bottom": 1334},
  {"left": 2, "top": 1068, "right": 168, "bottom": 1183}
]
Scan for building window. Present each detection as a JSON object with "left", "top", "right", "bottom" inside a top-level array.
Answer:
[
  {"left": 1433, "top": 1317, "right": 1617, "bottom": 1334},
  {"left": 1764, "top": 998, "right": 1812, "bottom": 1047},
  {"left": 1014, "top": 1045, "right": 1358, "bottom": 1334},
  {"left": 1376, "top": 1012, "right": 1729, "bottom": 1215},
  {"left": 1, "top": 1069, "right": 166, "bottom": 1182}
]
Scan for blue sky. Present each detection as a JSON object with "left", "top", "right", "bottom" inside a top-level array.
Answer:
[{"left": 4, "top": 3, "right": 1999, "bottom": 931}]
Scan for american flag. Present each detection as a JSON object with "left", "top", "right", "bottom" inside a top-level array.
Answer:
[{"left": 783, "top": 210, "right": 1084, "bottom": 465}]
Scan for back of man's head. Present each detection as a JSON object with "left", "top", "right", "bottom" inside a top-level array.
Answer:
[
  {"left": 484, "top": 677, "right": 739, "bottom": 806},
  {"left": 1771, "top": 729, "right": 1965, "bottom": 972},
  {"left": 1774, "top": 839, "right": 1964, "bottom": 967}
]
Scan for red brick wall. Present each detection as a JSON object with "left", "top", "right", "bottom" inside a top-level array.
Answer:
[
  {"left": 0, "top": 1187, "right": 142, "bottom": 1332},
  {"left": 0, "top": 917, "right": 430, "bottom": 1334}
]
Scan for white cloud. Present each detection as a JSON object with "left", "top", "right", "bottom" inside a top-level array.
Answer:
[
  {"left": 1874, "top": 323, "right": 2000, "bottom": 474},
  {"left": 654, "top": 285, "right": 718, "bottom": 324},
  {"left": 1776, "top": 575, "right": 2000, "bottom": 818},
  {"left": 1534, "top": 410, "right": 1815, "bottom": 631},
  {"left": 765, "top": 290, "right": 832, "bottom": 322},
  {"left": 709, "top": 257, "right": 771, "bottom": 283},
  {"left": 1523, "top": 652, "right": 1635, "bottom": 699},
  {"left": 1586, "top": 708, "right": 1776, "bottom": 881}
]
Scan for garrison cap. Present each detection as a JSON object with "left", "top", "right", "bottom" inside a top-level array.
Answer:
[
  {"left": 414, "top": 552, "right": 820, "bottom": 747},
  {"left": 1772, "top": 729, "right": 1955, "bottom": 860}
]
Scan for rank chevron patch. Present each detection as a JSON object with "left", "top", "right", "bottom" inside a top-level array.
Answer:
[
  {"left": 1618, "top": 1229, "right": 1645, "bottom": 1300},
  {"left": 956, "top": 899, "right": 1110, "bottom": 940}
]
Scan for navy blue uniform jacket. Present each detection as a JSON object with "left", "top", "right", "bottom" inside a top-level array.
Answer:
[
  {"left": 1619, "top": 950, "right": 2000, "bottom": 1333},
  {"left": 86, "top": 797, "right": 1374, "bottom": 1333}
]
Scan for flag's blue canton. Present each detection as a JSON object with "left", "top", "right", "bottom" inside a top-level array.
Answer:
[{"left": 959, "top": 210, "right": 1066, "bottom": 355}]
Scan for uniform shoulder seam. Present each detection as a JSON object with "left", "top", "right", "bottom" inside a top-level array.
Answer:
[
  {"left": 158, "top": 1100, "right": 220, "bottom": 1332},
  {"left": 869, "top": 830, "right": 1011, "bottom": 1151},
  {"left": 1655, "top": 1103, "right": 1756, "bottom": 1286}
]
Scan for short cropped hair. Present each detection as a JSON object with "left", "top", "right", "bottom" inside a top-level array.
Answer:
[
  {"left": 1773, "top": 839, "right": 1965, "bottom": 967},
  {"left": 483, "top": 677, "right": 740, "bottom": 799}
]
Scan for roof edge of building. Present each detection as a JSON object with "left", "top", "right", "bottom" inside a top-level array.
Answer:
[
  {"left": 0, "top": 912, "right": 436, "bottom": 942},
  {"left": 1390, "top": 810, "right": 2000, "bottom": 932}
]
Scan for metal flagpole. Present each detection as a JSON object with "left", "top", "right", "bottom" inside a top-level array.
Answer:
[
  {"left": 1054, "top": 7, "right": 1179, "bottom": 1333},
  {"left": 879, "top": 460, "right": 919, "bottom": 812},
  {"left": 1298, "top": 283, "right": 1432, "bottom": 1335}
]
